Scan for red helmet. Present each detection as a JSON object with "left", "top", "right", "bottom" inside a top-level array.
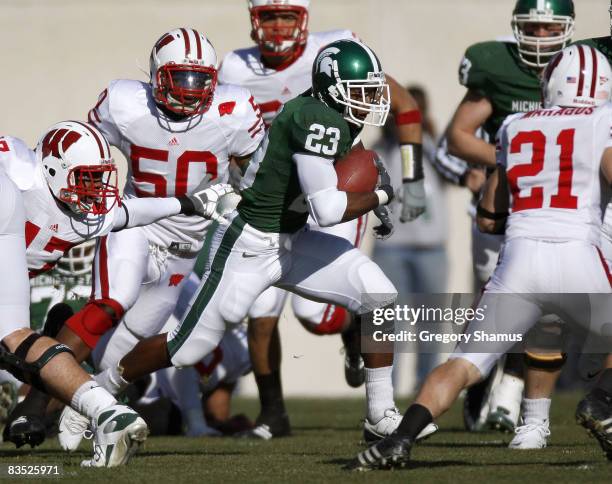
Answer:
[
  {"left": 249, "top": 0, "right": 309, "bottom": 60},
  {"left": 37, "top": 121, "right": 119, "bottom": 215}
]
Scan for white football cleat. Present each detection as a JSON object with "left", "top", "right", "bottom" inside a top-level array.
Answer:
[
  {"left": 58, "top": 405, "right": 91, "bottom": 451},
  {"left": 486, "top": 373, "right": 524, "bottom": 433},
  {"left": 508, "top": 421, "right": 550, "bottom": 449},
  {"left": 81, "top": 404, "right": 148, "bottom": 468}
]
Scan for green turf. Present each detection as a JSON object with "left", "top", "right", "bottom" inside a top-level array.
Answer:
[{"left": 0, "top": 393, "right": 609, "bottom": 483}]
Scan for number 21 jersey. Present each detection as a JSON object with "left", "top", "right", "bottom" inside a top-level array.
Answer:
[{"left": 496, "top": 103, "right": 612, "bottom": 244}]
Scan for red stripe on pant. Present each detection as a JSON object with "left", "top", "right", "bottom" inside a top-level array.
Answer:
[
  {"left": 312, "top": 305, "right": 347, "bottom": 335},
  {"left": 596, "top": 246, "right": 612, "bottom": 287},
  {"left": 98, "top": 236, "right": 110, "bottom": 298}
]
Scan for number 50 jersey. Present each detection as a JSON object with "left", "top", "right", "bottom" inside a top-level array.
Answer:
[
  {"left": 496, "top": 103, "right": 612, "bottom": 245},
  {"left": 88, "top": 79, "right": 264, "bottom": 251}
]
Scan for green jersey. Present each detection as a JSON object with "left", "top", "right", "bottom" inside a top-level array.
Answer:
[
  {"left": 238, "top": 92, "right": 355, "bottom": 233},
  {"left": 574, "top": 36, "right": 612, "bottom": 62},
  {"left": 459, "top": 41, "right": 542, "bottom": 141}
]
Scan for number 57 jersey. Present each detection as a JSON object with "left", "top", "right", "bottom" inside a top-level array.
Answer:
[
  {"left": 88, "top": 79, "right": 264, "bottom": 251},
  {"left": 496, "top": 103, "right": 612, "bottom": 245}
]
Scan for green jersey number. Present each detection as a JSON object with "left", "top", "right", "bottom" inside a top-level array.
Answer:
[{"left": 305, "top": 123, "right": 340, "bottom": 156}]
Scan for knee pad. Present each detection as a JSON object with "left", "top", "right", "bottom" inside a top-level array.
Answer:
[
  {"left": 65, "top": 298, "right": 125, "bottom": 349},
  {"left": 307, "top": 306, "right": 347, "bottom": 335},
  {"left": 524, "top": 351, "right": 567, "bottom": 371},
  {"left": 0, "top": 333, "right": 75, "bottom": 392}
]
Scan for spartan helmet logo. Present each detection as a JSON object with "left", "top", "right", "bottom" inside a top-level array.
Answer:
[{"left": 317, "top": 46, "right": 340, "bottom": 77}]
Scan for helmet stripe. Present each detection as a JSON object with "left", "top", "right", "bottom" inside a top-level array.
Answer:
[
  {"left": 75, "top": 121, "right": 108, "bottom": 159},
  {"left": 194, "top": 30, "right": 203, "bottom": 59},
  {"left": 180, "top": 28, "right": 191, "bottom": 57},
  {"left": 577, "top": 45, "right": 586, "bottom": 97},
  {"left": 361, "top": 42, "right": 380, "bottom": 73},
  {"left": 589, "top": 46, "right": 598, "bottom": 99}
]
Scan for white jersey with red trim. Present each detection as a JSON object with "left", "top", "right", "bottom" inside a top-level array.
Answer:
[
  {"left": 88, "top": 79, "right": 264, "bottom": 251},
  {"left": 219, "top": 30, "right": 355, "bottom": 126},
  {"left": 0, "top": 136, "right": 116, "bottom": 277},
  {"left": 496, "top": 104, "right": 612, "bottom": 245}
]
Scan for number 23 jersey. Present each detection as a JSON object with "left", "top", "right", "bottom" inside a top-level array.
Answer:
[
  {"left": 496, "top": 103, "right": 612, "bottom": 245},
  {"left": 88, "top": 79, "right": 264, "bottom": 250}
]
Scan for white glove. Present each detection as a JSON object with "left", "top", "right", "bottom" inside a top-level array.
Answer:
[{"left": 188, "top": 183, "right": 236, "bottom": 219}]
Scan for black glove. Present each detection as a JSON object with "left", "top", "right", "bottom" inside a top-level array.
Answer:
[{"left": 373, "top": 205, "right": 394, "bottom": 240}]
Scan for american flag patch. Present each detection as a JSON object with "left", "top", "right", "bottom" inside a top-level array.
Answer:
[{"left": 566, "top": 76, "right": 577, "bottom": 83}]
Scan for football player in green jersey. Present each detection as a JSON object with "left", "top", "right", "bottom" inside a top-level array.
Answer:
[
  {"left": 92, "top": 40, "right": 403, "bottom": 434},
  {"left": 445, "top": 0, "right": 575, "bottom": 436}
]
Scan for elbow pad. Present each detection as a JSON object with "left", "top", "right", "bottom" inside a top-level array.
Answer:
[{"left": 307, "top": 188, "right": 347, "bottom": 227}]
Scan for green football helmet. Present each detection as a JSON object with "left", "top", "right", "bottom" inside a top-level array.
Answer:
[
  {"left": 511, "top": 0, "right": 575, "bottom": 68},
  {"left": 312, "top": 39, "right": 390, "bottom": 127}
]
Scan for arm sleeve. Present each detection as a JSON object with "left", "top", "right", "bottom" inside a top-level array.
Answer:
[
  {"left": 87, "top": 85, "right": 122, "bottom": 147},
  {"left": 111, "top": 197, "right": 182, "bottom": 231},
  {"left": 294, "top": 152, "right": 347, "bottom": 227},
  {"left": 495, "top": 122, "right": 510, "bottom": 168}
]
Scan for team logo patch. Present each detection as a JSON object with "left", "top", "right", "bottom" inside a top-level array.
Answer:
[
  {"left": 49, "top": 224, "right": 58, "bottom": 232},
  {"left": 600, "top": 76, "right": 609, "bottom": 86},
  {"left": 168, "top": 274, "right": 185, "bottom": 287},
  {"left": 218, "top": 101, "right": 236, "bottom": 116}
]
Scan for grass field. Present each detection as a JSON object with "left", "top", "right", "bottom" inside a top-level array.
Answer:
[{"left": 0, "top": 393, "right": 609, "bottom": 483}]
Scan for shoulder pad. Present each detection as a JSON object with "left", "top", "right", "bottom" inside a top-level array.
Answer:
[
  {"left": 309, "top": 30, "right": 356, "bottom": 49},
  {"left": 460, "top": 41, "right": 514, "bottom": 89},
  {"left": 289, "top": 98, "right": 352, "bottom": 158},
  {"left": 0, "top": 136, "right": 37, "bottom": 189},
  {"left": 218, "top": 47, "right": 261, "bottom": 84}
]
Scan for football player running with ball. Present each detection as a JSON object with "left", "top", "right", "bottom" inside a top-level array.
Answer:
[
  {"left": 218, "top": 0, "right": 429, "bottom": 442},
  {"left": 349, "top": 44, "right": 612, "bottom": 471},
  {"left": 92, "top": 40, "right": 409, "bottom": 443}
]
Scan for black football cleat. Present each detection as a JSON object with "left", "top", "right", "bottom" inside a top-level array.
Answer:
[
  {"left": 236, "top": 412, "right": 291, "bottom": 440},
  {"left": 346, "top": 432, "right": 413, "bottom": 471},
  {"left": 576, "top": 388, "right": 612, "bottom": 460},
  {"left": 344, "top": 353, "right": 365, "bottom": 388},
  {"left": 3, "top": 415, "right": 46, "bottom": 448}
]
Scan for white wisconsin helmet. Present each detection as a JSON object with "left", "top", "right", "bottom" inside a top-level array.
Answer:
[
  {"left": 542, "top": 44, "right": 612, "bottom": 108},
  {"left": 36, "top": 121, "right": 118, "bottom": 215},
  {"left": 149, "top": 28, "right": 218, "bottom": 116},
  {"left": 56, "top": 239, "right": 96, "bottom": 277},
  {"left": 248, "top": 0, "right": 309, "bottom": 58}
]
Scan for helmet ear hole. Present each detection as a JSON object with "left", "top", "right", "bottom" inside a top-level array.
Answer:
[{"left": 48, "top": 168, "right": 56, "bottom": 177}]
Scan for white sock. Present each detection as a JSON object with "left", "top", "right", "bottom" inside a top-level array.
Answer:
[
  {"left": 94, "top": 364, "right": 129, "bottom": 396},
  {"left": 71, "top": 380, "right": 117, "bottom": 419},
  {"left": 521, "top": 398, "right": 551, "bottom": 425},
  {"left": 365, "top": 366, "right": 394, "bottom": 422}
]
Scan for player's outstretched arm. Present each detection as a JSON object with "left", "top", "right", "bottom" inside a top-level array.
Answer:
[
  {"left": 476, "top": 166, "right": 509, "bottom": 234},
  {"left": 448, "top": 90, "right": 496, "bottom": 167},
  {"left": 294, "top": 153, "right": 392, "bottom": 227}
]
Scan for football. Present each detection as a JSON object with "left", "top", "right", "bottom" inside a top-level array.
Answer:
[{"left": 334, "top": 148, "right": 379, "bottom": 192}]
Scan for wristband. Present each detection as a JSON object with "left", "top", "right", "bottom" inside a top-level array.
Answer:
[
  {"left": 375, "top": 185, "right": 394, "bottom": 206},
  {"left": 178, "top": 196, "right": 196, "bottom": 216},
  {"left": 476, "top": 204, "right": 508, "bottom": 220},
  {"left": 395, "top": 110, "right": 422, "bottom": 126},
  {"left": 400, "top": 143, "right": 424, "bottom": 181}
]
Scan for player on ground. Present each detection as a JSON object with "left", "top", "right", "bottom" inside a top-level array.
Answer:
[
  {"left": 6, "top": 28, "right": 259, "bottom": 447},
  {"left": 218, "top": 0, "right": 428, "bottom": 441},
  {"left": 0, "top": 121, "right": 220, "bottom": 465},
  {"left": 349, "top": 44, "right": 612, "bottom": 470},
  {"left": 445, "top": 0, "right": 576, "bottom": 434}
]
